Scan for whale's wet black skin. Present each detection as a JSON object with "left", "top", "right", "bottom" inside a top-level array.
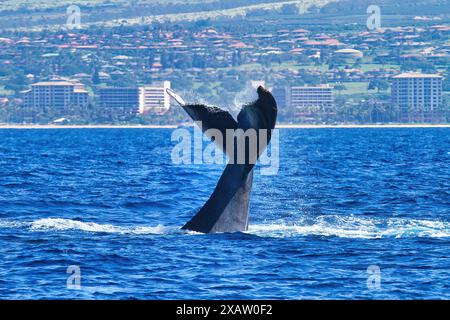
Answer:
[{"left": 167, "top": 86, "right": 277, "bottom": 233}]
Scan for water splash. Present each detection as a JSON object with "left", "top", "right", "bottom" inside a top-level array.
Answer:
[
  {"left": 179, "top": 89, "right": 211, "bottom": 107},
  {"left": 230, "top": 84, "right": 259, "bottom": 119},
  {"left": 248, "top": 215, "right": 450, "bottom": 239},
  {"left": 31, "top": 218, "right": 172, "bottom": 234},
  {"left": 1, "top": 215, "right": 449, "bottom": 239},
  {"left": 180, "top": 83, "right": 259, "bottom": 121},
  {"left": 0, "top": 218, "right": 178, "bottom": 235}
]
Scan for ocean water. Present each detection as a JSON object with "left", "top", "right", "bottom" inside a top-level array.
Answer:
[{"left": 0, "top": 128, "right": 449, "bottom": 299}]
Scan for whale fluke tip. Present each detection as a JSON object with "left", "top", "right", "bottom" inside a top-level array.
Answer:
[{"left": 166, "top": 88, "right": 186, "bottom": 106}]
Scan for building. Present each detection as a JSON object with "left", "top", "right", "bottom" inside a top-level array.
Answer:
[
  {"left": 99, "top": 87, "right": 140, "bottom": 116},
  {"left": 290, "top": 85, "right": 334, "bottom": 119},
  {"left": 271, "top": 87, "right": 289, "bottom": 109},
  {"left": 139, "top": 81, "right": 171, "bottom": 115},
  {"left": 0, "top": 97, "right": 8, "bottom": 107},
  {"left": 391, "top": 73, "right": 443, "bottom": 122},
  {"left": 334, "top": 48, "right": 364, "bottom": 59},
  {"left": 22, "top": 80, "right": 89, "bottom": 115}
]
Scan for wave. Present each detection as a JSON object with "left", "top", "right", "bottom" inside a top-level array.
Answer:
[
  {"left": 31, "top": 218, "right": 173, "bottom": 235},
  {"left": 0, "top": 215, "right": 449, "bottom": 239},
  {"left": 248, "top": 215, "right": 450, "bottom": 239},
  {"left": 0, "top": 218, "right": 180, "bottom": 235}
]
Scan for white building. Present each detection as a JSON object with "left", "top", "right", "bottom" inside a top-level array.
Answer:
[
  {"left": 391, "top": 73, "right": 443, "bottom": 121},
  {"left": 139, "top": 81, "right": 171, "bottom": 115},
  {"left": 334, "top": 48, "right": 364, "bottom": 59},
  {"left": 290, "top": 85, "right": 334, "bottom": 113},
  {"left": 22, "top": 80, "right": 89, "bottom": 113}
]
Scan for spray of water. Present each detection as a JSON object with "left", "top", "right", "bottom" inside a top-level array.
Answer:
[
  {"left": 175, "top": 83, "right": 260, "bottom": 121},
  {"left": 1, "top": 215, "right": 450, "bottom": 239},
  {"left": 230, "top": 84, "right": 259, "bottom": 119}
]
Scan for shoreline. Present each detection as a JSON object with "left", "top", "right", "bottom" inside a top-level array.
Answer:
[
  {"left": 0, "top": 124, "right": 449, "bottom": 129},
  {"left": 276, "top": 124, "right": 450, "bottom": 129}
]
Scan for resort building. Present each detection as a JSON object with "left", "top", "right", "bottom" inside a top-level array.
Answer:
[
  {"left": 391, "top": 72, "right": 443, "bottom": 122},
  {"left": 139, "top": 81, "right": 171, "bottom": 115},
  {"left": 271, "top": 87, "right": 289, "bottom": 109},
  {"left": 22, "top": 80, "right": 89, "bottom": 114},
  {"left": 290, "top": 85, "right": 334, "bottom": 115},
  {"left": 333, "top": 48, "right": 364, "bottom": 59},
  {"left": 99, "top": 87, "right": 140, "bottom": 116}
]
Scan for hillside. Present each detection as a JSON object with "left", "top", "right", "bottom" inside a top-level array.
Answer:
[
  {"left": 321, "top": 0, "right": 450, "bottom": 15},
  {"left": 1, "top": 0, "right": 449, "bottom": 31},
  {"left": 0, "top": 0, "right": 334, "bottom": 30}
]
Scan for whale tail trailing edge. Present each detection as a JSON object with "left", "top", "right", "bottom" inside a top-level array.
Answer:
[
  {"left": 167, "top": 87, "right": 277, "bottom": 233},
  {"left": 182, "top": 168, "right": 253, "bottom": 233}
]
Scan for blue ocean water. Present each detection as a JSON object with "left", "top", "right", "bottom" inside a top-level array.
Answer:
[{"left": 0, "top": 128, "right": 449, "bottom": 299}]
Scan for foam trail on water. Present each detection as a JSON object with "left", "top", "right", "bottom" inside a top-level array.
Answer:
[
  {"left": 1, "top": 215, "right": 449, "bottom": 239},
  {"left": 30, "top": 218, "right": 182, "bottom": 235},
  {"left": 0, "top": 218, "right": 180, "bottom": 235},
  {"left": 247, "top": 215, "right": 450, "bottom": 239},
  {"left": 0, "top": 220, "right": 28, "bottom": 229}
]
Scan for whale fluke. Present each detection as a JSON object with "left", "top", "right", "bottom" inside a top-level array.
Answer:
[{"left": 168, "top": 86, "right": 277, "bottom": 233}]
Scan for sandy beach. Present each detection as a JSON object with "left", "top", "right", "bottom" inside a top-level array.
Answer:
[{"left": 0, "top": 123, "right": 449, "bottom": 129}]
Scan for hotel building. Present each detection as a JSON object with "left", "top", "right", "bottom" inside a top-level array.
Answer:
[
  {"left": 271, "top": 87, "right": 289, "bottom": 109},
  {"left": 22, "top": 81, "right": 89, "bottom": 114},
  {"left": 391, "top": 73, "right": 443, "bottom": 122},
  {"left": 139, "top": 81, "right": 171, "bottom": 115},
  {"left": 99, "top": 87, "right": 140, "bottom": 116},
  {"left": 290, "top": 85, "right": 334, "bottom": 114}
]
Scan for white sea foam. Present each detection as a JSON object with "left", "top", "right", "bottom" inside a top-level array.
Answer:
[
  {"left": 30, "top": 218, "right": 173, "bottom": 235},
  {"left": 247, "top": 215, "right": 450, "bottom": 239},
  {"left": 0, "top": 218, "right": 172, "bottom": 235},
  {"left": 1, "top": 215, "right": 449, "bottom": 239},
  {"left": 0, "top": 219, "right": 28, "bottom": 229}
]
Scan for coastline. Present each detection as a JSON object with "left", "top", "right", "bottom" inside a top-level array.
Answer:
[
  {"left": 0, "top": 123, "right": 449, "bottom": 129},
  {"left": 0, "top": 124, "right": 179, "bottom": 129},
  {"left": 276, "top": 124, "right": 450, "bottom": 129}
]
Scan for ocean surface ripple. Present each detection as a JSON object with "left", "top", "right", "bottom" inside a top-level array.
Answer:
[{"left": 0, "top": 128, "right": 449, "bottom": 299}]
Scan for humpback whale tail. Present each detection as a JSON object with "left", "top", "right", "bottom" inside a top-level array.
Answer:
[{"left": 167, "top": 86, "right": 277, "bottom": 233}]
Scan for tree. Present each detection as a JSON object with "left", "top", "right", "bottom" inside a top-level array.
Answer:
[
  {"left": 148, "top": 52, "right": 155, "bottom": 68},
  {"left": 193, "top": 54, "right": 206, "bottom": 68},
  {"left": 5, "top": 71, "right": 27, "bottom": 94},
  {"left": 197, "top": 84, "right": 212, "bottom": 96},
  {"left": 334, "top": 84, "right": 347, "bottom": 95},
  {"left": 232, "top": 50, "right": 242, "bottom": 67},
  {"left": 92, "top": 68, "right": 100, "bottom": 85},
  {"left": 368, "top": 79, "right": 390, "bottom": 93},
  {"left": 280, "top": 4, "right": 299, "bottom": 15},
  {"left": 161, "top": 51, "right": 170, "bottom": 69},
  {"left": 308, "top": 5, "right": 320, "bottom": 14}
]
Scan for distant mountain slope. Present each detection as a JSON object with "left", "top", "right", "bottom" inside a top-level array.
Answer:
[
  {"left": 0, "top": 0, "right": 335, "bottom": 30},
  {"left": 321, "top": 0, "right": 450, "bottom": 15},
  {"left": 1, "top": 0, "right": 448, "bottom": 30},
  {"left": 0, "top": 0, "right": 326, "bottom": 13}
]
